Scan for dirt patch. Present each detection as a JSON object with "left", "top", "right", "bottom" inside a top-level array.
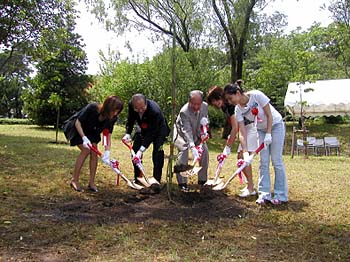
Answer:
[{"left": 26, "top": 185, "right": 248, "bottom": 225}]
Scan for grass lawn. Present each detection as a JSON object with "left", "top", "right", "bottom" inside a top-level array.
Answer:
[{"left": 0, "top": 123, "right": 349, "bottom": 261}]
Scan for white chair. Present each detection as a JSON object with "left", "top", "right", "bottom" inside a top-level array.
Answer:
[
  {"left": 314, "top": 138, "right": 325, "bottom": 156},
  {"left": 296, "top": 137, "right": 316, "bottom": 155},
  {"left": 324, "top": 137, "right": 340, "bottom": 156}
]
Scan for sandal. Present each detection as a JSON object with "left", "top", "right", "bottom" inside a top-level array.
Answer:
[
  {"left": 70, "top": 182, "right": 83, "bottom": 192},
  {"left": 87, "top": 185, "right": 99, "bottom": 193},
  {"left": 270, "top": 199, "right": 283, "bottom": 205}
]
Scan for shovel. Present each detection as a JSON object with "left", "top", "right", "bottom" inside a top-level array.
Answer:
[
  {"left": 204, "top": 158, "right": 225, "bottom": 186},
  {"left": 122, "top": 140, "right": 160, "bottom": 187},
  {"left": 212, "top": 143, "right": 265, "bottom": 191},
  {"left": 88, "top": 144, "right": 143, "bottom": 190},
  {"left": 179, "top": 157, "right": 202, "bottom": 177}
]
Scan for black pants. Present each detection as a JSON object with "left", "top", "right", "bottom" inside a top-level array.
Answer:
[{"left": 132, "top": 133, "right": 166, "bottom": 182}]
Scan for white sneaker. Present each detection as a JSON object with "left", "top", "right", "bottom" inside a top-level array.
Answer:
[
  {"left": 240, "top": 185, "right": 248, "bottom": 192},
  {"left": 239, "top": 188, "right": 256, "bottom": 198}
]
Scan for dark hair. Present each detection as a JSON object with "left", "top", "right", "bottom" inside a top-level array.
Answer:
[
  {"left": 223, "top": 83, "right": 243, "bottom": 95},
  {"left": 207, "top": 86, "right": 224, "bottom": 105},
  {"left": 100, "top": 95, "right": 124, "bottom": 120},
  {"left": 235, "top": 79, "right": 244, "bottom": 87}
]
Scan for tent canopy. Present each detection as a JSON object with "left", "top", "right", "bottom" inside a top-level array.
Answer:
[{"left": 284, "top": 79, "right": 350, "bottom": 117}]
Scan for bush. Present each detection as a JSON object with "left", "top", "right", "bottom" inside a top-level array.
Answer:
[{"left": 0, "top": 118, "right": 33, "bottom": 125}]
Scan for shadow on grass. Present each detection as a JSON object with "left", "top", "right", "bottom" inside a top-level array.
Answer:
[{"left": 1, "top": 133, "right": 349, "bottom": 261}]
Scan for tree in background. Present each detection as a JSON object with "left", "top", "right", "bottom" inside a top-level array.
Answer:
[{"left": 23, "top": 0, "right": 91, "bottom": 126}]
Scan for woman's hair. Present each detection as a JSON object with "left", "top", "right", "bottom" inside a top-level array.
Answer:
[
  {"left": 207, "top": 86, "right": 224, "bottom": 105},
  {"left": 223, "top": 83, "right": 244, "bottom": 95},
  {"left": 100, "top": 95, "right": 124, "bottom": 120}
]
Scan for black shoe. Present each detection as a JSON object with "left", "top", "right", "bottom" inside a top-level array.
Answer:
[
  {"left": 150, "top": 183, "right": 161, "bottom": 194},
  {"left": 178, "top": 183, "right": 189, "bottom": 192},
  {"left": 198, "top": 180, "right": 207, "bottom": 185},
  {"left": 87, "top": 185, "right": 98, "bottom": 193}
]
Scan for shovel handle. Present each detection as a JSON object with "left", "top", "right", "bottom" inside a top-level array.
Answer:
[{"left": 88, "top": 144, "right": 102, "bottom": 157}]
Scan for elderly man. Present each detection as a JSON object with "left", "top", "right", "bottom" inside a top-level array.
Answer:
[
  {"left": 173, "top": 90, "right": 209, "bottom": 192},
  {"left": 122, "top": 94, "right": 169, "bottom": 188}
]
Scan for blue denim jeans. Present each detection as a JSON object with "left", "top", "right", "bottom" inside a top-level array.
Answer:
[{"left": 257, "top": 122, "right": 288, "bottom": 202}]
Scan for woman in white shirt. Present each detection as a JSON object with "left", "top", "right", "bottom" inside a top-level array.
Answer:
[{"left": 224, "top": 83, "right": 288, "bottom": 205}]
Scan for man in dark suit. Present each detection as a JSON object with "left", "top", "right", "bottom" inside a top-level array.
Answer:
[{"left": 122, "top": 94, "right": 169, "bottom": 186}]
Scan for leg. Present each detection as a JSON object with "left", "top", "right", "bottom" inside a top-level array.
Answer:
[
  {"left": 152, "top": 136, "right": 166, "bottom": 183},
  {"left": 71, "top": 144, "right": 90, "bottom": 190},
  {"left": 176, "top": 149, "right": 189, "bottom": 185},
  {"left": 257, "top": 130, "right": 272, "bottom": 201},
  {"left": 88, "top": 143, "right": 99, "bottom": 190},
  {"left": 270, "top": 122, "right": 288, "bottom": 202},
  {"left": 198, "top": 144, "right": 209, "bottom": 184}
]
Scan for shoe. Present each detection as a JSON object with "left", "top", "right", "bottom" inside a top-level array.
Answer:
[
  {"left": 240, "top": 185, "right": 248, "bottom": 192},
  {"left": 150, "top": 183, "right": 161, "bottom": 194},
  {"left": 256, "top": 198, "right": 267, "bottom": 205},
  {"left": 70, "top": 182, "right": 83, "bottom": 192},
  {"left": 198, "top": 180, "right": 207, "bottom": 186},
  {"left": 87, "top": 185, "right": 98, "bottom": 193},
  {"left": 178, "top": 183, "right": 189, "bottom": 192},
  {"left": 270, "top": 199, "right": 285, "bottom": 205},
  {"left": 239, "top": 188, "right": 256, "bottom": 198}
]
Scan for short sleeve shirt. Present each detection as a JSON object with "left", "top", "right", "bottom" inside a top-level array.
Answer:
[{"left": 235, "top": 90, "right": 282, "bottom": 130}]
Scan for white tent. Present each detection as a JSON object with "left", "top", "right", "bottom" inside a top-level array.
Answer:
[{"left": 284, "top": 79, "right": 350, "bottom": 117}]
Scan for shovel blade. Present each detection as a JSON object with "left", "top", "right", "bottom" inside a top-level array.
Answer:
[
  {"left": 204, "top": 178, "right": 223, "bottom": 186},
  {"left": 137, "top": 176, "right": 151, "bottom": 187},
  {"left": 127, "top": 180, "right": 144, "bottom": 190},
  {"left": 147, "top": 177, "right": 160, "bottom": 185},
  {"left": 180, "top": 166, "right": 202, "bottom": 177},
  {"left": 212, "top": 181, "right": 226, "bottom": 190}
]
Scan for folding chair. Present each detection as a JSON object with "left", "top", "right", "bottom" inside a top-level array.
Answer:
[
  {"left": 314, "top": 138, "right": 325, "bottom": 156},
  {"left": 324, "top": 137, "right": 340, "bottom": 156}
]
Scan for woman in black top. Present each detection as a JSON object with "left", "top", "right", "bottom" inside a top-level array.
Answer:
[{"left": 69, "top": 95, "right": 123, "bottom": 192}]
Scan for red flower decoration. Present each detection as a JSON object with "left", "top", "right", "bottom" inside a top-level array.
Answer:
[
  {"left": 141, "top": 122, "right": 148, "bottom": 129},
  {"left": 251, "top": 107, "right": 258, "bottom": 116}
]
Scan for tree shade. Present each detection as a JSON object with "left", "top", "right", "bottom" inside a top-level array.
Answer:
[{"left": 284, "top": 79, "right": 350, "bottom": 117}]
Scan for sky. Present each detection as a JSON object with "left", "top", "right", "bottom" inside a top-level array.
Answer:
[{"left": 75, "top": 0, "right": 333, "bottom": 75}]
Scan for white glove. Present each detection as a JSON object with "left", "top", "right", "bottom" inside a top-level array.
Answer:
[
  {"left": 122, "top": 133, "right": 131, "bottom": 143},
  {"left": 82, "top": 136, "right": 91, "bottom": 149},
  {"left": 200, "top": 132, "right": 209, "bottom": 142},
  {"left": 101, "top": 150, "right": 110, "bottom": 164},
  {"left": 243, "top": 152, "right": 254, "bottom": 165},
  {"left": 264, "top": 133, "right": 272, "bottom": 148},
  {"left": 222, "top": 145, "right": 231, "bottom": 156},
  {"left": 136, "top": 146, "right": 146, "bottom": 159},
  {"left": 191, "top": 147, "right": 199, "bottom": 160}
]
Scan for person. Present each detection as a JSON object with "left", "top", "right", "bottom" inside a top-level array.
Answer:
[
  {"left": 122, "top": 94, "right": 169, "bottom": 188},
  {"left": 68, "top": 95, "right": 124, "bottom": 192},
  {"left": 174, "top": 90, "right": 209, "bottom": 192},
  {"left": 207, "top": 85, "right": 258, "bottom": 197},
  {"left": 224, "top": 83, "right": 288, "bottom": 205}
]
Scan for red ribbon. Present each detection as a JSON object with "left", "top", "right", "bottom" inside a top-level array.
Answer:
[{"left": 236, "top": 159, "right": 245, "bottom": 185}]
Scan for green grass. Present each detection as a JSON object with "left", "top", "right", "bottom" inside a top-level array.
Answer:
[{"left": 0, "top": 123, "right": 350, "bottom": 261}]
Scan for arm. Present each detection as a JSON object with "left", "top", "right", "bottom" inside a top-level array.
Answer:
[
  {"left": 75, "top": 119, "right": 85, "bottom": 138},
  {"left": 125, "top": 102, "right": 136, "bottom": 135},
  {"left": 238, "top": 121, "right": 248, "bottom": 153},
  {"left": 263, "top": 104, "right": 273, "bottom": 134},
  {"left": 227, "top": 114, "right": 238, "bottom": 147}
]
